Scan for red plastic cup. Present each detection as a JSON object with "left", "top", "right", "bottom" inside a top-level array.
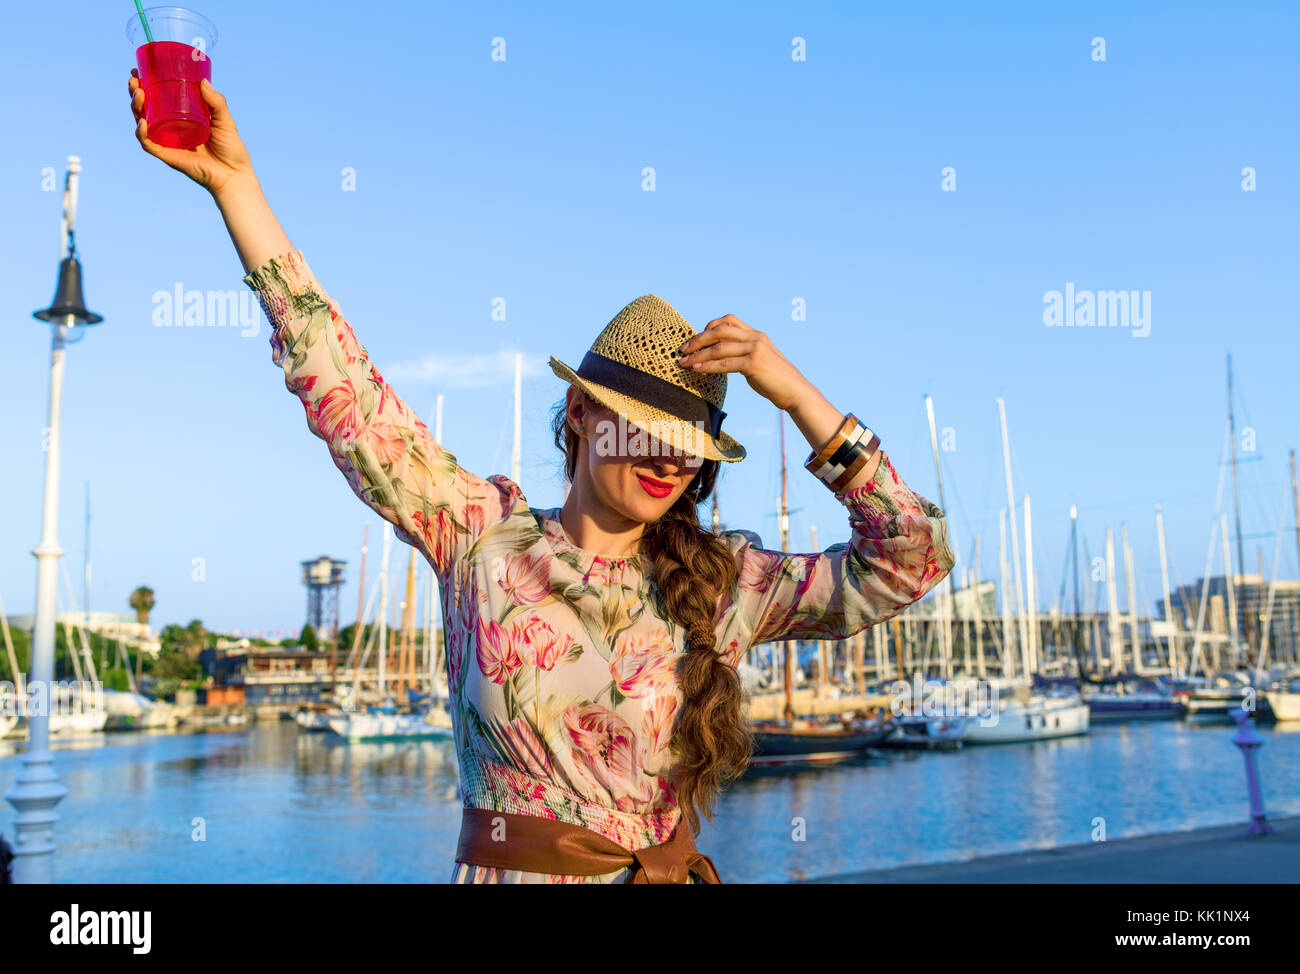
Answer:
[{"left": 126, "top": 7, "right": 218, "bottom": 150}]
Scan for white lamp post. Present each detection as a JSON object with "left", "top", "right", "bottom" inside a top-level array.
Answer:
[{"left": 4, "top": 156, "right": 102, "bottom": 883}]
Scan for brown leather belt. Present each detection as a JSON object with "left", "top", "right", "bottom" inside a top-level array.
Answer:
[{"left": 455, "top": 806, "right": 722, "bottom": 883}]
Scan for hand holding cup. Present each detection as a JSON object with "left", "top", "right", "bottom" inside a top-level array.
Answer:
[{"left": 129, "top": 71, "right": 255, "bottom": 197}]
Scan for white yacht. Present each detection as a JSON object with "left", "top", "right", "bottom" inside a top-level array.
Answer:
[
  {"left": 328, "top": 701, "right": 453, "bottom": 742},
  {"left": 102, "top": 689, "right": 178, "bottom": 730},
  {"left": 961, "top": 688, "right": 1090, "bottom": 744}
]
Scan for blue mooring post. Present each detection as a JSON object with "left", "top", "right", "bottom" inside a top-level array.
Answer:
[{"left": 1230, "top": 707, "right": 1274, "bottom": 836}]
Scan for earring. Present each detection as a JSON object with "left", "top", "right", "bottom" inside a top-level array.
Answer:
[{"left": 576, "top": 424, "right": 584, "bottom": 434}]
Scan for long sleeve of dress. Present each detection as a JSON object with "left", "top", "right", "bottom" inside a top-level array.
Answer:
[
  {"left": 716, "top": 449, "right": 955, "bottom": 656},
  {"left": 242, "top": 250, "right": 519, "bottom": 580}
]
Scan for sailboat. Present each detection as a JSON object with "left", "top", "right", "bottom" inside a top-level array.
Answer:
[
  {"left": 324, "top": 523, "right": 453, "bottom": 743},
  {"left": 960, "top": 684, "right": 1091, "bottom": 743},
  {"left": 1251, "top": 462, "right": 1300, "bottom": 722},
  {"left": 102, "top": 688, "right": 177, "bottom": 730},
  {"left": 883, "top": 713, "right": 970, "bottom": 749},
  {"left": 1058, "top": 509, "right": 1179, "bottom": 722},
  {"left": 746, "top": 410, "right": 896, "bottom": 769},
  {"left": 961, "top": 400, "right": 1090, "bottom": 745},
  {"left": 1263, "top": 677, "right": 1300, "bottom": 721},
  {"left": 325, "top": 386, "right": 472, "bottom": 745}
]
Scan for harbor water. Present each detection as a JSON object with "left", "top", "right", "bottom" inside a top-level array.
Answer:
[{"left": 2, "top": 718, "right": 1297, "bottom": 883}]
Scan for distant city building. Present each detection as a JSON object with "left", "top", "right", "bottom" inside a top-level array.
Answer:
[
  {"left": 903, "top": 579, "right": 998, "bottom": 620},
  {"left": 4, "top": 611, "right": 161, "bottom": 658},
  {"left": 1162, "top": 574, "right": 1300, "bottom": 664}
]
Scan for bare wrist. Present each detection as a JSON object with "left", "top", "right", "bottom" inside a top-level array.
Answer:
[{"left": 210, "top": 170, "right": 263, "bottom": 208}]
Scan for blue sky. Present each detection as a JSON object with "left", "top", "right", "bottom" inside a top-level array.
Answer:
[{"left": 1, "top": 0, "right": 1297, "bottom": 638}]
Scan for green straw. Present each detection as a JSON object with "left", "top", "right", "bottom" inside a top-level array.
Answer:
[{"left": 132, "top": 0, "right": 155, "bottom": 43}]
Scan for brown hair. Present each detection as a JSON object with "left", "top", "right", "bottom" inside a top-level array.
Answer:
[{"left": 551, "top": 391, "right": 752, "bottom": 836}]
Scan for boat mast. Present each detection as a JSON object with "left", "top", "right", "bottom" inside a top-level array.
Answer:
[
  {"left": 1122, "top": 524, "right": 1140, "bottom": 674},
  {"left": 925, "top": 396, "right": 956, "bottom": 679},
  {"left": 400, "top": 548, "right": 416, "bottom": 703},
  {"left": 1256, "top": 499, "right": 1287, "bottom": 679},
  {"left": 0, "top": 587, "right": 22, "bottom": 690},
  {"left": 1070, "top": 506, "right": 1084, "bottom": 679},
  {"left": 1226, "top": 353, "right": 1249, "bottom": 655},
  {"left": 1024, "top": 493, "right": 1038, "bottom": 678},
  {"left": 1187, "top": 520, "right": 1220, "bottom": 680},
  {"left": 1219, "top": 513, "right": 1240, "bottom": 657},
  {"left": 1105, "top": 528, "right": 1121, "bottom": 675},
  {"left": 996, "top": 399, "right": 1028, "bottom": 667},
  {"left": 779, "top": 410, "right": 793, "bottom": 723},
  {"left": 377, "top": 523, "right": 392, "bottom": 699},
  {"left": 999, "top": 508, "right": 1015, "bottom": 680},
  {"left": 1082, "top": 536, "right": 1100, "bottom": 671},
  {"left": 84, "top": 482, "right": 91, "bottom": 665},
  {"left": 973, "top": 534, "right": 986, "bottom": 678},
  {"left": 1290, "top": 450, "right": 1300, "bottom": 596},
  {"left": 1155, "top": 503, "right": 1179, "bottom": 678},
  {"left": 343, "top": 522, "right": 368, "bottom": 697}
]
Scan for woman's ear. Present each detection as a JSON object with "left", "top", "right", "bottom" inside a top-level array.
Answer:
[{"left": 565, "top": 386, "right": 585, "bottom": 435}]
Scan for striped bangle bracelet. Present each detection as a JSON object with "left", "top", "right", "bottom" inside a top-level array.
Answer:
[{"left": 804, "top": 413, "right": 881, "bottom": 492}]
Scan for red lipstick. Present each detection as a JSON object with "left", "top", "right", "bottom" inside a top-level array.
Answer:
[{"left": 636, "top": 473, "right": 673, "bottom": 499}]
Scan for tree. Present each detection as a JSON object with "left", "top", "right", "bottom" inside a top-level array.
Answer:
[
  {"left": 161, "top": 620, "right": 209, "bottom": 660},
  {"left": 298, "top": 623, "right": 319, "bottom": 652},
  {"left": 181, "top": 619, "right": 209, "bottom": 658},
  {"left": 129, "top": 586, "right": 155, "bottom": 625}
]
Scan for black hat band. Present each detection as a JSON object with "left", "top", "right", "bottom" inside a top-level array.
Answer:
[{"left": 576, "top": 350, "right": 726, "bottom": 439}]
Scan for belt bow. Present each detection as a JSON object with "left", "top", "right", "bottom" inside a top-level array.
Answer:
[{"left": 456, "top": 806, "right": 722, "bottom": 884}]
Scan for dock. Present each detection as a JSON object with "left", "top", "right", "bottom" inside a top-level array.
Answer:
[{"left": 796, "top": 813, "right": 1300, "bottom": 883}]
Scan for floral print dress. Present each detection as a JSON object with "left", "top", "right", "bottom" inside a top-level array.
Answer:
[{"left": 242, "top": 250, "right": 956, "bottom": 883}]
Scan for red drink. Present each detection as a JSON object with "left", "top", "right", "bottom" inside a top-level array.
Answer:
[{"left": 134, "top": 40, "right": 212, "bottom": 150}]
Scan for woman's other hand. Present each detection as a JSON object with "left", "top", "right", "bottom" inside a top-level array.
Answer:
[
  {"left": 129, "top": 71, "right": 254, "bottom": 197},
  {"left": 676, "top": 315, "right": 813, "bottom": 411}
]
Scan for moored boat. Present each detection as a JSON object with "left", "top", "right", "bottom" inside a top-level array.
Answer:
[
  {"left": 327, "top": 705, "right": 453, "bottom": 742},
  {"left": 882, "top": 713, "right": 969, "bottom": 749},
  {"left": 747, "top": 713, "right": 895, "bottom": 768},
  {"left": 1082, "top": 680, "right": 1179, "bottom": 722},
  {"left": 295, "top": 709, "right": 333, "bottom": 732},
  {"left": 102, "top": 689, "right": 178, "bottom": 731},
  {"left": 962, "top": 692, "right": 1090, "bottom": 744},
  {"left": 1263, "top": 682, "right": 1300, "bottom": 722}
]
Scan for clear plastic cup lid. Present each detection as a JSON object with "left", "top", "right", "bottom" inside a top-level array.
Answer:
[{"left": 126, "top": 6, "right": 218, "bottom": 50}]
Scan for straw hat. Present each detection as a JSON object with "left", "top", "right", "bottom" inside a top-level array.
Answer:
[{"left": 549, "top": 295, "right": 746, "bottom": 463}]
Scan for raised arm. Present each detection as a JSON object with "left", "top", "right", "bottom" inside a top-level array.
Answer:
[
  {"left": 127, "top": 73, "right": 518, "bottom": 578},
  {"left": 241, "top": 249, "right": 519, "bottom": 578},
  {"left": 674, "top": 313, "right": 955, "bottom": 657},
  {"left": 718, "top": 449, "right": 954, "bottom": 649}
]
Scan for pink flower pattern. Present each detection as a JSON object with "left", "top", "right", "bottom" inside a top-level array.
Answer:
[
  {"left": 243, "top": 249, "right": 955, "bottom": 884},
  {"left": 496, "top": 551, "right": 551, "bottom": 606}
]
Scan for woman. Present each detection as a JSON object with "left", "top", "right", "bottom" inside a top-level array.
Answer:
[{"left": 129, "top": 74, "right": 956, "bottom": 883}]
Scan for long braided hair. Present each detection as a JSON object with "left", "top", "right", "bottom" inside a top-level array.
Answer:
[{"left": 552, "top": 391, "right": 753, "bottom": 837}]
